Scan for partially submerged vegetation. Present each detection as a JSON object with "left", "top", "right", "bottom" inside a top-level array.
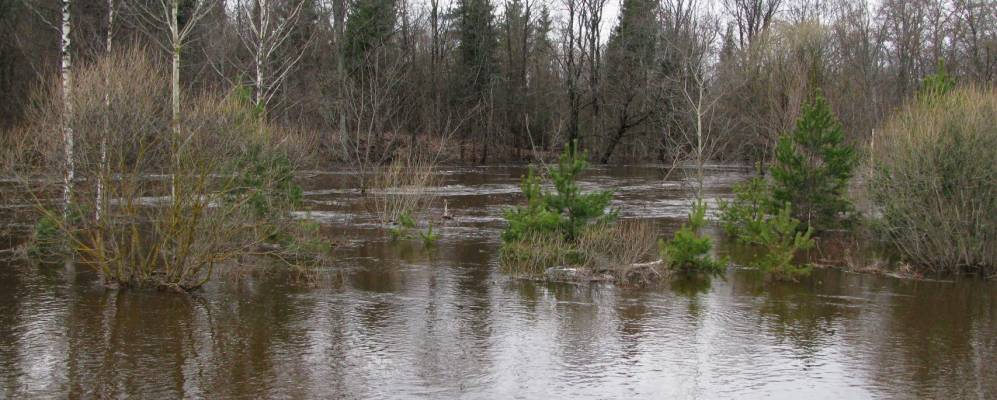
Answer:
[
  {"left": 500, "top": 143, "right": 661, "bottom": 284},
  {"left": 716, "top": 92, "right": 845, "bottom": 281},
  {"left": 8, "top": 50, "right": 327, "bottom": 291},
  {"left": 659, "top": 201, "right": 726, "bottom": 278},
  {"left": 866, "top": 84, "right": 996, "bottom": 277}
]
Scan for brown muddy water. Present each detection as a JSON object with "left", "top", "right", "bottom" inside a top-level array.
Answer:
[{"left": 1, "top": 165, "right": 995, "bottom": 399}]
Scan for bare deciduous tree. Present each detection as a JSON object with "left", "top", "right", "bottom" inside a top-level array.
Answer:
[
  {"left": 128, "top": 0, "right": 217, "bottom": 140},
  {"left": 236, "top": 0, "right": 313, "bottom": 122}
]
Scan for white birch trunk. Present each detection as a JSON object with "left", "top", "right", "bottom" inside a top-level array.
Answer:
[
  {"left": 255, "top": 0, "right": 267, "bottom": 112},
  {"left": 61, "top": 0, "right": 74, "bottom": 217},
  {"left": 97, "top": 0, "right": 114, "bottom": 222},
  {"left": 171, "top": 0, "right": 181, "bottom": 141},
  {"left": 170, "top": 0, "right": 181, "bottom": 199}
]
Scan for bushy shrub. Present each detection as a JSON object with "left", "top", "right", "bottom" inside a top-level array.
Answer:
[
  {"left": 719, "top": 179, "right": 815, "bottom": 280},
  {"left": 26, "top": 213, "right": 70, "bottom": 261},
  {"left": 718, "top": 177, "right": 775, "bottom": 239},
  {"left": 771, "top": 91, "right": 857, "bottom": 231},
  {"left": 502, "top": 142, "right": 615, "bottom": 243},
  {"left": 867, "top": 86, "right": 996, "bottom": 275},
  {"left": 738, "top": 203, "right": 815, "bottom": 281},
  {"left": 13, "top": 50, "right": 324, "bottom": 290},
  {"left": 500, "top": 143, "right": 638, "bottom": 279},
  {"left": 232, "top": 144, "right": 303, "bottom": 222},
  {"left": 660, "top": 201, "right": 727, "bottom": 276}
]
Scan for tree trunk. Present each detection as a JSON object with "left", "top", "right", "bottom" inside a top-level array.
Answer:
[
  {"left": 60, "top": 0, "right": 74, "bottom": 216},
  {"left": 601, "top": 121, "right": 626, "bottom": 164},
  {"left": 97, "top": 0, "right": 113, "bottom": 222},
  {"left": 171, "top": 0, "right": 180, "bottom": 139}
]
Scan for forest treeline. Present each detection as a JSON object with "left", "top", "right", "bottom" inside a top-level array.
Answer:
[{"left": 1, "top": 0, "right": 995, "bottom": 164}]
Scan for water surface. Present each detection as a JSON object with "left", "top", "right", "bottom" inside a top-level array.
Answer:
[{"left": 1, "top": 165, "right": 994, "bottom": 399}]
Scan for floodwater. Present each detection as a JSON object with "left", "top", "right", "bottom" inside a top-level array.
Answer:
[{"left": 1, "top": 165, "right": 994, "bottom": 399}]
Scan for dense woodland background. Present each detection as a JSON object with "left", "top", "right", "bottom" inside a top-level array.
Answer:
[{"left": 1, "top": 0, "right": 995, "bottom": 164}]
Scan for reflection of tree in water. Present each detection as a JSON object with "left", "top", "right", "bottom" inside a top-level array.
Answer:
[
  {"left": 865, "top": 278, "right": 997, "bottom": 398},
  {"left": 615, "top": 290, "right": 649, "bottom": 363},
  {"left": 670, "top": 275, "right": 715, "bottom": 297},
  {"left": 732, "top": 269, "right": 858, "bottom": 363},
  {"left": 452, "top": 239, "right": 493, "bottom": 343},
  {"left": 0, "top": 264, "right": 28, "bottom": 393},
  {"left": 144, "top": 277, "right": 318, "bottom": 399},
  {"left": 64, "top": 287, "right": 121, "bottom": 397},
  {"left": 74, "top": 289, "right": 201, "bottom": 397},
  {"left": 434, "top": 239, "right": 495, "bottom": 388}
]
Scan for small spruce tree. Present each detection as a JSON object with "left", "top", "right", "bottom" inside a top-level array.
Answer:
[
  {"left": 660, "top": 201, "right": 727, "bottom": 276},
  {"left": 502, "top": 142, "right": 615, "bottom": 243},
  {"left": 771, "top": 91, "right": 856, "bottom": 231},
  {"left": 918, "top": 60, "right": 956, "bottom": 101}
]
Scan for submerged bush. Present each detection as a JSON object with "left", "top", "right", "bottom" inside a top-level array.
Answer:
[
  {"left": 720, "top": 179, "right": 815, "bottom": 280},
  {"left": 771, "top": 91, "right": 857, "bottom": 231},
  {"left": 867, "top": 86, "right": 996, "bottom": 275},
  {"left": 232, "top": 143, "right": 303, "bottom": 223},
  {"left": 500, "top": 143, "right": 662, "bottom": 282},
  {"left": 660, "top": 201, "right": 727, "bottom": 276},
  {"left": 26, "top": 213, "right": 70, "bottom": 261},
  {"left": 718, "top": 177, "right": 775, "bottom": 239},
  {"left": 738, "top": 203, "right": 815, "bottom": 281},
  {"left": 14, "top": 50, "right": 323, "bottom": 291}
]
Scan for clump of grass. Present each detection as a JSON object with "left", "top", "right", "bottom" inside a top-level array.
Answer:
[
  {"left": 419, "top": 224, "right": 439, "bottom": 247},
  {"left": 368, "top": 153, "right": 439, "bottom": 227},
  {"left": 866, "top": 85, "right": 996, "bottom": 276},
  {"left": 498, "top": 231, "right": 572, "bottom": 277},
  {"left": 579, "top": 219, "right": 661, "bottom": 284}
]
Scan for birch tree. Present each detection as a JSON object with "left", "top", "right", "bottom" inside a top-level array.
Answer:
[
  {"left": 130, "top": 0, "right": 216, "bottom": 140},
  {"left": 236, "top": 0, "right": 312, "bottom": 123},
  {"left": 60, "top": 0, "right": 74, "bottom": 216},
  {"left": 96, "top": 0, "right": 118, "bottom": 222}
]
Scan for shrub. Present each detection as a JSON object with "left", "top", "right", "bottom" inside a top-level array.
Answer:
[
  {"left": 660, "top": 201, "right": 727, "bottom": 276},
  {"left": 771, "top": 91, "right": 857, "bottom": 231},
  {"left": 738, "top": 203, "right": 815, "bottom": 281},
  {"left": 499, "top": 143, "right": 641, "bottom": 280},
  {"left": 918, "top": 60, "right": 956, "bottom": 101},
  {"left": 502, "top": 142, "right": 615, "bottom": 243},
  {"left": 718, "top": 177, "right": 775, "bottom": 239},
  {"left": 867, "top": 86, "right": 996, "bottom": 275},
  {"left": 26, "top": 213, "right": 70, "bottom": 261},
  {"left": 719, "top": 179, "right": 816, "bottom": 280},
  {"left": 12, "top": 50, "right": 322, "bottom": 291},
  {"left": 370, "top": 157, "right": 438, "bottom": 224},
  {"left": 232, "top": 144, "right": 303, "bottom": 223}
]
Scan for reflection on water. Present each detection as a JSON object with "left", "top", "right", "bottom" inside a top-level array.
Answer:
[{"left": 1, "top": 165, "right": 994, "bottom": 398}]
